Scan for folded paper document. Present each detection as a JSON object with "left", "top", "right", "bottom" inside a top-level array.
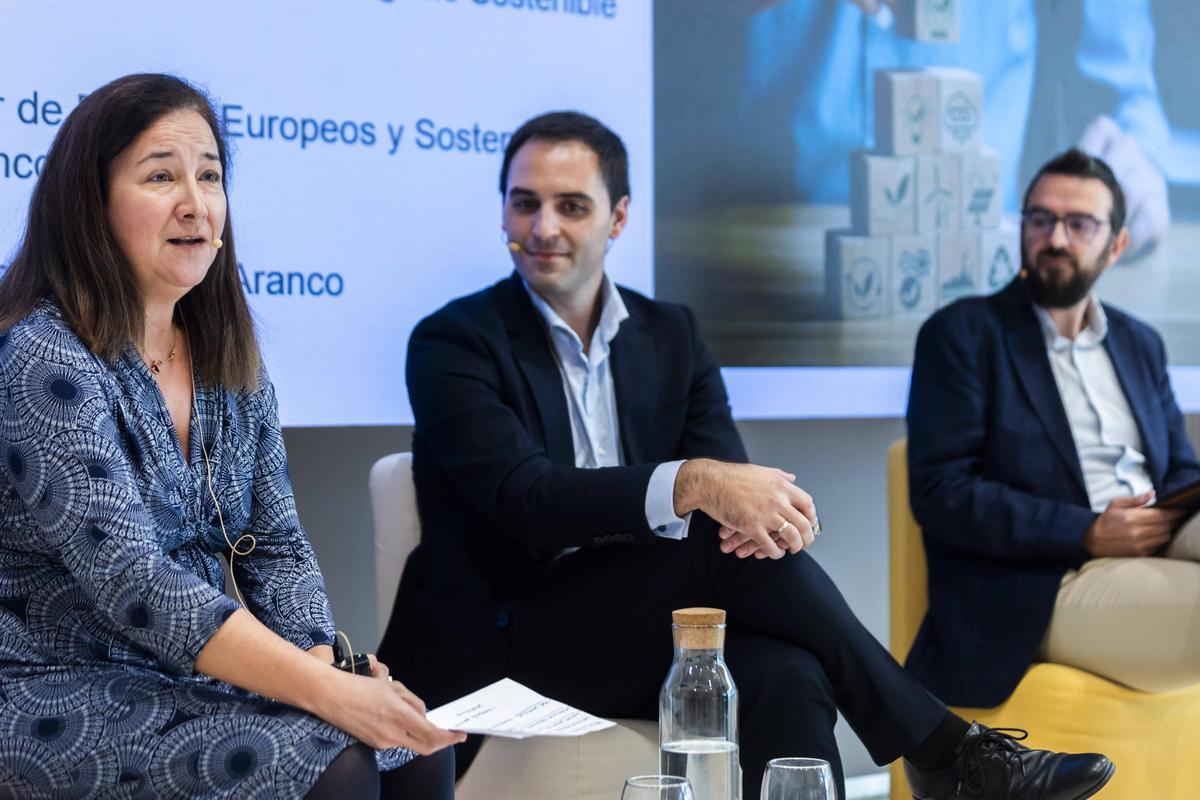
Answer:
[{"left": 426, "top": 678, "right": 617, "bottom": 739}]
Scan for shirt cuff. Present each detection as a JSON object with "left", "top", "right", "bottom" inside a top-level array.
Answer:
[{"left": 646, "top": 460, "right": 692, "bottom": 540}]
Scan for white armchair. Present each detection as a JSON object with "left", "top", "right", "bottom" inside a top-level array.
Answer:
[{"left": 369, "top": 452, "right": 658, "bottom": 800}]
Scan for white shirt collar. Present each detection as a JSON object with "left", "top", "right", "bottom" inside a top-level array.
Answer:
[
  {"left": 1033, "top": 293, "right": 1108, "bottom": 350},
  {"left": 523, "top": 275, "right": 629, "bottom": 353}
]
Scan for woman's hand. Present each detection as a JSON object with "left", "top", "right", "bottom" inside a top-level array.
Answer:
[
  {"left": 197, "top": 611, "right": 464, "bottom": 755},
  {"left": 316, "top": 667, "right": 466, "bottom": 755},
  {"left": 311, "top": 650, "right": 460, "bottom": 751},
  {"left": 366, "top": 654, "right": 391, "bottom": 681}
]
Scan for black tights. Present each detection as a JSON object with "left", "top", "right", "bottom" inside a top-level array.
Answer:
[
  {"left": 380, "top": 746, "right": 456, "bottom": 800},
  {"left": 305, "top": 744, "right": 456, "bottom": 800},
  {"left": 305, "top": 743, "right": 379, "bottom": 800}
]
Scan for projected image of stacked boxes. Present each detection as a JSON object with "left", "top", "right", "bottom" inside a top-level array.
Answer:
[{"left": 826, "top": 67, "right": 1019, "bottom": 319}]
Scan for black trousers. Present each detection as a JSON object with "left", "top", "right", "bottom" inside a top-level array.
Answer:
[{"left": 490, "top": 516, "right": 946, "bottom": 799}]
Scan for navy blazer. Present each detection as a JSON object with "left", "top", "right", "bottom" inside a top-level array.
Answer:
[
  {"left": 382, "top": 273, "right": 747, "bottom": 704},
  {"left": 905, "top": 279, "right": 1200, "bottom": 707}
]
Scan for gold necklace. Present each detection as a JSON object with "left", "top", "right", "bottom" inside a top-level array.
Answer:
[{"left": 145, "top": 327, "right": 179, "bottom": 375}]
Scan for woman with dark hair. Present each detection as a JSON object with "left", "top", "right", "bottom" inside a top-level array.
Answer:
[{"left": 0, "top": 73, "right": 463, "bottom": 798}]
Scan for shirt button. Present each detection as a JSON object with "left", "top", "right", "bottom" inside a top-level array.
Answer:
[{"left": 496, "top": 613, "right": 510, "bottom": 630}]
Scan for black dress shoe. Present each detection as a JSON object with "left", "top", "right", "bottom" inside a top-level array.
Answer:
[{"left": 903, "top": 722, "right": 1115, "bottom": 800}]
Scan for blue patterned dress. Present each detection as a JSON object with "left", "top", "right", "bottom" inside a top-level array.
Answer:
[{"left": 0, "top": 300, "right": 413, "bottom": 798}]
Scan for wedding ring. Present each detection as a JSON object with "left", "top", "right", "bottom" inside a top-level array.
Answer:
[
  {"left": 773, "top": 520, "right": 792, "bottom": 535},
  {"left": 812, "top": 517, "right": 822, "bottom": 536}
]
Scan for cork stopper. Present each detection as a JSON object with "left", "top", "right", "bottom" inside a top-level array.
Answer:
[
  {"left": 672, "top": 607, "right": 727, "bottom": 650},
  {"left": 673, "top": 608, "right": 726, "bottom": 626}
]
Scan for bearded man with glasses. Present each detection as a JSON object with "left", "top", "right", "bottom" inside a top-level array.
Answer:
[{"left": 905, "top": 148, "right": 1200, "bottom": 710}]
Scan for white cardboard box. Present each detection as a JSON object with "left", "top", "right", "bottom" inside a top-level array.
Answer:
[
  {"left": 980, "top": 219, "right": 1021, "bottom": 293},
  {"left": 826, "top": 230, "right": 890, "bottom": 318},
  {"left": 938, "top": 231, "right": 981, "bottom": 305},
  {"left": 895, "top": 0, "right": 960, "bottom": 43},
  {"left": 928, "top": 67, "right": 982, "bottom": 153},
  {"left": 850, "top": 150, "right": 917, "bottom": 236},
  {"left": 890, "top": 235, "right": 939, "bottom": 314},
  {"left": 916, "top": 153, "right": 961, "bottom": 233},
  {"left": 875, "top": 70, "right": 940, "bottom": 156},
  {"left": 961, "top": 148, "right": 1003, "bottom": 229}
]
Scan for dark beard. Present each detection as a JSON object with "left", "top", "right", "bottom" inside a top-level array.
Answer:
[{"left": 1023, "top": 246, "right": 1105, "bottom": 308}]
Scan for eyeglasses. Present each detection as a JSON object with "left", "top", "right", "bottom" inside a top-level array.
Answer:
[{"left": 1021, "top": 208, "right": 1109, "bottom": 244}]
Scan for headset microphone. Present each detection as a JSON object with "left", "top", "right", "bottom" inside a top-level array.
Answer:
[
  {"left": 212, "top": 238, "right": 223, "bottom": 249},
  {"left": 507, "top": 240, "right": 522, "bottom": 253}
]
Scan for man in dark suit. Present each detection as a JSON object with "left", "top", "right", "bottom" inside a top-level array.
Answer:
[
  {"left": 907, "top": 148, "right": 1200, "bottom": 710},
  {"left": 381, "top": 112, "right": 1113, "bottom": 799}
]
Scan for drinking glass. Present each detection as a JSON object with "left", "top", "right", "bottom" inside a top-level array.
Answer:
[
  {"left": 622, "top": 774, "right": 696, "bottom": 800},
  {"left": 759, "top": 758, "right": 836, "bottom": 800}
]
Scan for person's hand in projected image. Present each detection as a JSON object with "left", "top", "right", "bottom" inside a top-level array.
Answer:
[
  {"left": 1079, "top": 114, "right": 1170, "bottom": 259},
  {"left": 673, "top": 459, "right": 818, "bottom": 559}
]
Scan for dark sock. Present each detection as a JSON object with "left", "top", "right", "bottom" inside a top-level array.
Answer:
[{"left": 905, "top": 712, "right": 973, "bottom": 770}]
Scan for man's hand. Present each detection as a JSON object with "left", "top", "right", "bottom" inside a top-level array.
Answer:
[
  {"left": 1082, "top": 491, "right": 1183, "bottom": 557},
  {"left": 674, "top": 459, "right": 817, "bottom": 559},
  {"left": 716, "top": 524, "right": 817, "bottom": 559}
]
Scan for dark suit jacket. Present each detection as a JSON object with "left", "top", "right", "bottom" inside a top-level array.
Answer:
[
  {"left": 382, "top": 273, "right": 747, "bottom": 704},
  {"left": 905, "top": 279, "right": 1200, "bottom": 707}
]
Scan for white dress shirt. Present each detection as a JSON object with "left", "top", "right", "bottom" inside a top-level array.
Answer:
[
  {"left": 525, "top": 278, "right": 691, "bottom": 539},
  {"left": 1035, "top": 296, "right": 1154, "bottom": 512}
]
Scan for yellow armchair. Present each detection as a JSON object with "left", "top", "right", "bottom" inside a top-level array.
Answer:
[{"left": 887, "top": 439, "right": 1200, "bottom": 799}]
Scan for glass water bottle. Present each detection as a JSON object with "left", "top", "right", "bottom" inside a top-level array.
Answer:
[{"left": 659, "top": 607, "right": 741, "bottom": 800}]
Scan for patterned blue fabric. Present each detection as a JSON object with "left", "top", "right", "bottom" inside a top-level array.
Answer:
[{"left": 0, "top": 300, "right": 413, "bottom": 798}]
